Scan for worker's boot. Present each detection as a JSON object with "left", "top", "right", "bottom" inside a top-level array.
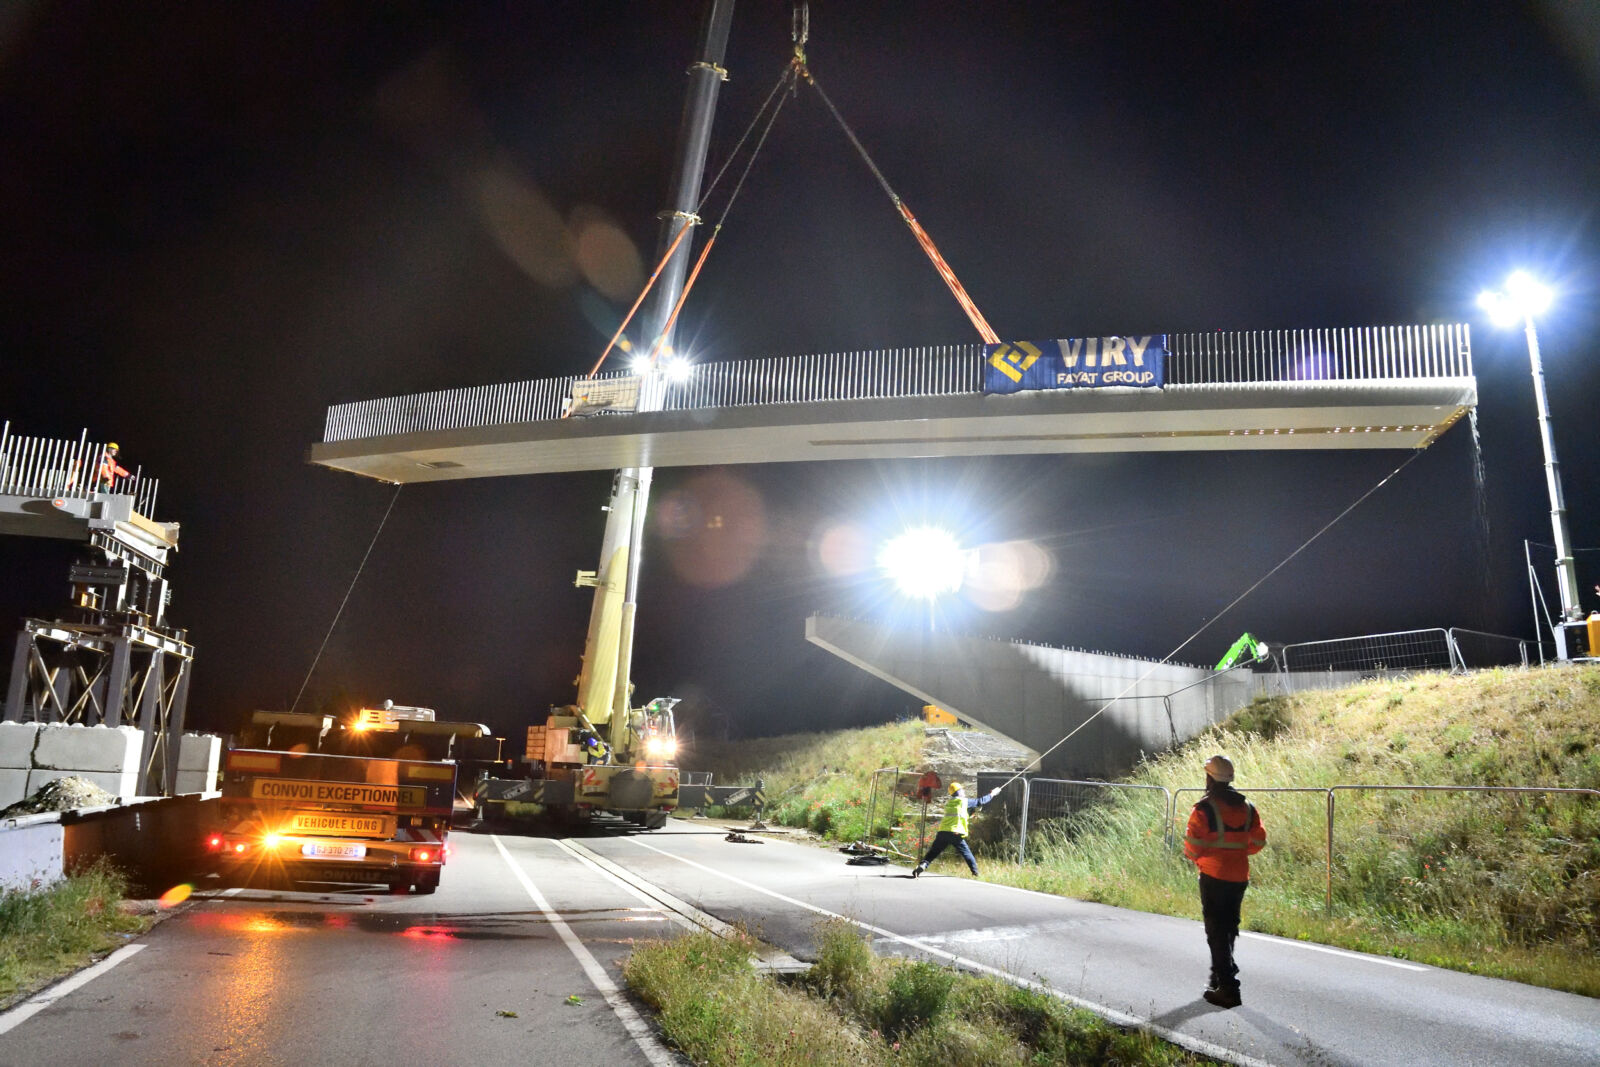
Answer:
[
  {"left": 911, "top": 863, "right": 925, "bottom": 878},
  {"left": 1202, "top": 986, "right": 1241, "bottom": 1009}
]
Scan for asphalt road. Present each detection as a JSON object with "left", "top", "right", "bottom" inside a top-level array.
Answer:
[{"left": 3, "top": 820, "right": 1597, "bottom": 1067}]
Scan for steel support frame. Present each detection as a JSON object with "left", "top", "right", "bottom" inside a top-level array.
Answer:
[{"left": 3, "top": 618, "right": 193, "bottom": 795}]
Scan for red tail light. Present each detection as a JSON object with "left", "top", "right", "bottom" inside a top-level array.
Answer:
[
  {"left": 205, "top": 835, "right": 224, "bottom": 852},
  {"left": 410, "top": 847, "right": 432, "bottom": 862}
]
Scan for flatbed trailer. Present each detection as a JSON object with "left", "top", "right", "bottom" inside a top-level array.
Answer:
[{"left": 208, "top": 746, "right": 456, "bottom": 893}]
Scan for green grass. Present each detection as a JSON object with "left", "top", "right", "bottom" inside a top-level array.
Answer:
[
  {"left": 685, "top": 666, "right": 1600, "bottom": 996},
  {"left": 0, "top": 862, "right": 150, "bottom": 1005},
  {"left": 624, "top": 920, "right": 1218, "bottom": 1066},
  {"left": 688, "top": 721, "right": 926, "bottom": 844}
]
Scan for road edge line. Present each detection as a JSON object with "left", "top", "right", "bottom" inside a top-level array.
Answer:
[
  {"left": 490, "top": 834, "right": 680, "bottom": 1067},
  {"left": 0, "top": 943, "right": 146, "bottom": 1037}
]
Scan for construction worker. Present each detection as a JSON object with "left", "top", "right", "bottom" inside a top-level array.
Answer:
[
  {"left": 96, "top": 442, "right": 129, "bottom": 491},
  {"left": 581, "top": 732, "right": 610, "bottom": 764},
  {"left": 912, "top": 781, "right": 1000, "bottom": 878},
  {"left": 1183, "top": 753, "right": 1266, "bottom": 1009}
]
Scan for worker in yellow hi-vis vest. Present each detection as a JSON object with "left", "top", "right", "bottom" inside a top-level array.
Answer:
[{"left": 912, "top": 781, "right": 999, "bottom": 878}]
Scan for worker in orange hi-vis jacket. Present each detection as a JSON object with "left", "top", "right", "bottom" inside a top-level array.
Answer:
[
  {"left": 1183, "top": 754, "right": 1266, "bottom": 1009},
  {"left": 96, "top": 442, "right": 130, "bottom": 491}
]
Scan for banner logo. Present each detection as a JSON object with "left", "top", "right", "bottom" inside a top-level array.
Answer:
[
  {"left": 983, "top": 335, "right": 1167, "bottom": 394},
  {"left": 986, "top": 341, "right": 1043, "bottom": 383}
]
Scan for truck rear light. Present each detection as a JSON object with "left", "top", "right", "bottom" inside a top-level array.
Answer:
[
  {"left": 232, "top": 842, "right": 250, "bottom": 854},
  {"left": 205, "top": 834, "right": 224, "bottom": 852},
  {"left": 409, "top": 847, "right": 433, "bottom": 862}
]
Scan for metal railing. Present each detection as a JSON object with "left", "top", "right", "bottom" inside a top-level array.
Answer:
[
  {"left": 322, "top": 323, "right": 1474, "bottom": 443},
  {"left": 0, "top": 422, "right": 161, "bottom": 517},
  {"left": 1171, "top": 784, "right": 1599, "bottom": 916}
]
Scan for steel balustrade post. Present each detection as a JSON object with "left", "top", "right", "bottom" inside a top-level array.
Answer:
[
  {"left": 1326, "top": 788, "right": 1335, "bottom": 917},
  {"left": 1017, "top": 776, "right": 1031, "bottom": 863}
]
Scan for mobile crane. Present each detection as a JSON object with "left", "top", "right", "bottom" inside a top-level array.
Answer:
[{"left": 473, "top": 0, "right": 736, "bottom": 828}]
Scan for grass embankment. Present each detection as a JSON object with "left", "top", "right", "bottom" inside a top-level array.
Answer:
[
  {"left": 625, "top": 920, "right": 1216, "bottom": 1066},
  {"left": 687, "top": 720, "right": 925, "bottom": 844},
  {"left": 688, "top": 667, "right": 1600, "bottom": 996},
  {"left": 0, "top": 863, "right": 150, "bottom": 1006}
]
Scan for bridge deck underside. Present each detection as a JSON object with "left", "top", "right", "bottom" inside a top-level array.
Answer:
[{"left": 309, "top": 379, "right": 1475, "bottom": 484}]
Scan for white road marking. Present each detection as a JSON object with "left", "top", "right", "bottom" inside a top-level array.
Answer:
[
  {"left": 552, "top": 838, "right": 733, "bottom": 936},
  {"left": 0, "top": 944, "right": 146, "bottom": 1037},
  {"left": 1241, "top": 931, "right": 1428, "bottom": 970},
  {"left": 491, "top": 835, "right": 680, "bottom": 1067},
  {"left": 625, "top": 837, "right": 1280, "bottom": 1067}
]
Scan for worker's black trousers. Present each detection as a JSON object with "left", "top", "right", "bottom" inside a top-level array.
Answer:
[
  {"left": 919, "top": 831, "right": 978, "bottom": 874},
  {"left": 1198, "top": 873, "right": 1248, "bottom": 991}
]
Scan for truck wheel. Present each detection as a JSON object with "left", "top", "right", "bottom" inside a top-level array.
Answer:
[
  {"left": 388, "top": 880, "right": 410, "bottom": 894},
  {"left": 416, "top": 874, "right": 439, "bottom": 895}
]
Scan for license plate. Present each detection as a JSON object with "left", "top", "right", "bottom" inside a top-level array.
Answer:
[
  {"left": 285, "top": 811, "right": 394, "bottom": 838},
  {"left": 300, "top": 842, "right": 367, "bottom": 859}
]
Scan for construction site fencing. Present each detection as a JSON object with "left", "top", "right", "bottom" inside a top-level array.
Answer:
[
  {"left": 321, "top": 324, "right": 1473, "bottom": 443},
  {"left": 1169, "top": 784, "right": 1600, "bottom": 919},
  {"left": 1277, "top": 626, "right": 1533, "bottom": 682},
  {"left": 1015, "top": 778, "right": 1173, "bottom": 865},
  {"left": 0, "top": 422, "right": 161, "bottom": 517}
]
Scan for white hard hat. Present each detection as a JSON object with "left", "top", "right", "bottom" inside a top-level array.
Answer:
[{"left": 1204, "top": 754, "right": 1235, "bottom": 782}]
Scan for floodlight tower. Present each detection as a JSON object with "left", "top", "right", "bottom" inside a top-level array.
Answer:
[{"left": 1478, "top": 271, "right": 1584, "bottom": 658}]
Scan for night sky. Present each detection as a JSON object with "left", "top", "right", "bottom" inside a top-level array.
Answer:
[{"left": 3, "top": 2, "right": 1598, "bottom": 745}]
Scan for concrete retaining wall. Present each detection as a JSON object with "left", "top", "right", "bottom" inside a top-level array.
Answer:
[
  {"left": 0, "top": 793, "right": 220, "bottom": 893},
  {"left": 807, "top": 614, "right": 1365, "bottom": 778}
]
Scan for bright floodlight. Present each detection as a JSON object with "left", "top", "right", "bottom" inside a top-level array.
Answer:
[
  {"left": 879, "top": 526, "right": 967, "bottom": 600},
  {"left": 662, "top": 356, "right": 693, "bottom": 382},
  {"left": 629, "top": 355, "right": 654, "bottom": 376},
  {"left": 1478, "top": 271, "right": 1553, "bottom": 327}
]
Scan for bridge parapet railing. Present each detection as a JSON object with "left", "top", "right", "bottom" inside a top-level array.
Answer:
[
  {"left": 0, "top": 421, "right": 160, "bottom": 517},
  {"left": 322, "top": 323, "right": 1474, "bottom": 443}
]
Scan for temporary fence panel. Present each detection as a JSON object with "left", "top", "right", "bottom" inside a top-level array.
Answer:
[
  {"left": 1280, "top": 629, "right": 1458, "bottom": 676},
  {"left": 1326, "top": 785, "right": 1600, "bottom": 928},
  {"left": 1017, "top": 778, "right": 1172, "bottom": 865}
]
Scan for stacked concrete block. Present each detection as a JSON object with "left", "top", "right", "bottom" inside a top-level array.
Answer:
[
  {"left": 27, "top": 723, "right": 143, "bottom": 799},
  {"left": 0, "top": 721, "right": 42, "bottom": 808},
  {"left": 175, "top": 732, "right": 222, "bottom": 795}
]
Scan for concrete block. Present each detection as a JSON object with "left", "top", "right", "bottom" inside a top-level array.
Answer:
[
  {"left": 26, "top": 766, "right": 139, "bottom": 800},
  {"left": 177, "top": 733, "right": 221, "bottom": 773},
  {"left": 174, "top": 769, "right": 217, "bottom": 795},
  {"left": 0, "top": 767, "right": 29, "bottom": 808},
  {"left": 0, "top": 818, "right": 65, "bottom": 891},
  {"left": 0, "top": 721, "right": 40, "bottom": 769},
  {"left": 33, "top": 723, "right": 143, "bottom": 773}
]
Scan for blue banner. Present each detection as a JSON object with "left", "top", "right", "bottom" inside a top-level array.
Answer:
[{"left": 983, "top": 336, "right": 1167, "bottom": 394}]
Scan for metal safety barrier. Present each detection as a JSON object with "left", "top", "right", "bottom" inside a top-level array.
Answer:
[{"left": 322, "top": 324, "right": 1474, "bottom": 443}]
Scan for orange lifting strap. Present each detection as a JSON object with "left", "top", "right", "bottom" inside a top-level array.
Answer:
[{"left": 793, "top": 40, "right": 1000, "bottom": 346}]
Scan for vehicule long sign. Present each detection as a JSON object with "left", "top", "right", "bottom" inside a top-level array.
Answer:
[{"left": 983, "top": 335, "right": 1167, "bottom": 394}]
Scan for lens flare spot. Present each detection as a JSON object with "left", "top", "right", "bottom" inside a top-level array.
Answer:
[
  {"left": 158, "top": 883, "right": 193, "bottom": 908},
  {"left": 656, "top": 472, "right": 766, "bottom": 587},
  {"left": 814, "top": 522, "right": 872, "bottom": 576}
]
